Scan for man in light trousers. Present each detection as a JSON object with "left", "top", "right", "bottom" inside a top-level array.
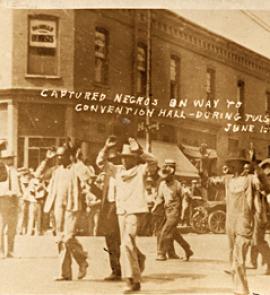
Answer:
[
  {"left": 97, "top": 136, "right": 157, "bottom": 293},
  {"left": 44, "top": 146, "right": 88, "bottom": 281}
]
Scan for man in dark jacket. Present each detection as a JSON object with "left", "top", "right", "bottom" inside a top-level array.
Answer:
[{"left": 96, "top": 145, "right": 122, "bottom": 281}]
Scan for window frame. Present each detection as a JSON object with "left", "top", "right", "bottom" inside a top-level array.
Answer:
[
  {"left": 94, "top": 27, "right": 109, "bottom": 85},
  {"left": 170, "top": 55, "right": 180, "bottom": 99},
  {"left": 236, "top": 80, "right": 245, "bottom": 118},
  {"left": 26, "top": 14, "right": 60, "bottom": 78},
  {"left": 136, "top": 42, "right": 147, "bottom": 95},
  {"left": 266, "top": 91, "right": 270, "bottom": 114}
]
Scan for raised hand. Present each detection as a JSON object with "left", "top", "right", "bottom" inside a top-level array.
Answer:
[
  {"left": 46, "top": 148, "right": 56, "bottom": 159},
  {"left": 128, "top": 137, "right": 140, "bottom": 152},
  {"left": 105, "top": 135, "right": 117, "bottom": 149}
]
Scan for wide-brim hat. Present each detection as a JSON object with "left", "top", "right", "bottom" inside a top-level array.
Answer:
[
  {"left": 119, "top": 144, "right": 140, "bottom": 158},
  {"left": 259, "top": 158, "right": 270, "bottom": 175},
  {"left": 259, "top": 158, "right": 270, "bottom": 168},
  {"left": 164, "top": 159, "right": 176, "bottom": 166},
  {"left": 0, "top": 150, "right": 15, "bottom": 158},
  {"left": 158, "top": 166, "right": 174, "bottom": 179}
]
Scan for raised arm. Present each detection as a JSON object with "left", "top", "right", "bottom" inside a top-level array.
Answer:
[{"left": 96, "top": 136, "right": 118, "bottom": 176}]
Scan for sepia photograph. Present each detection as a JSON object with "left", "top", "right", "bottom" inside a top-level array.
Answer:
[{"left": 0, "top": 1, "right": 270, "bottom": 294}]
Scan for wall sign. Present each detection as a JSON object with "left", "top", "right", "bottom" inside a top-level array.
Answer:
[{"left": 29, "top": 19, "right": 57, "bottom": 48}]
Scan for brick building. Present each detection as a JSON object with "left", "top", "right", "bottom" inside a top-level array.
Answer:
[{"left": 0, "top": 8, "right": 269, "bottom": 171}]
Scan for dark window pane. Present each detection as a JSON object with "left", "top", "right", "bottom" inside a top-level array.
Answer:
[
  {"left": 17, "top": 137, "right": 25, "bottom": 168},
  {"left": 28, "top": 149, "right": 39, "bottom": 169},
  {"left": 94, "top": 28, "right": 108, "bottom": 84}
]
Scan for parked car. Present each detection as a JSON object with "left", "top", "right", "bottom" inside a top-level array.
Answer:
[{"left": 191, "top": 197, "right": 226, "bottom": 234}]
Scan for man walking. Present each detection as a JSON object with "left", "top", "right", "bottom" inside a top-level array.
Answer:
[
  {"left": 0, "top": 150, "right": 21, "bottom": 258},
  {"left": 152, "top": 164, "right": 193, "bottom": 262},
  {"left": 96, "top": 146, "right": 122, "bottom": 281},
  {"left": 211, "top": 152, "right": 261, "bottom": 295},
  {"left": 97, "top": 137, "right": 156, "bottom": 293},
  {"left": 44, "top": 145, "right": 88, "bottom": 281}
]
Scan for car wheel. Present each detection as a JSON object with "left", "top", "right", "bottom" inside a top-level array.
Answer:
[
  {"left": 208, "top": 210, "right": 226, "bottom": 234},
  {"left": 191, "top": 207, "right": 209, "bottom": 234}
]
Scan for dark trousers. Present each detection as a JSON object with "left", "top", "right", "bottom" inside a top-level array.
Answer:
[
  {"left": 158, "top": 206, "right": 191, "bottom": 256},
  {"left": 139, "top": 212, "right": 154, "bottom": 236},
  {"left": 250, "top": 216, "right": 270, "bottom": 270},
  {"left": 105, "top": 230, "right": 121, "bottom": 275},
  {"left": 99, "top": 202, "right": 121, "bottom": 275}
]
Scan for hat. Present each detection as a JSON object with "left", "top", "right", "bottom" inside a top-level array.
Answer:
[
  {"left": 259, "top": 158, "right": 270, "bottom": 176},
  {"left": 164, "top": 159, "right": 176, "bottom": 166},
  {"left": 0, "top": 150, "right": 15, "bottom": 158},
  {"left": 17, "top": 167, "right": 32, "bottom": 176},
  {"left": 56, "top": 146, "right": 66, "bottom": 156},
  {"left": 158, "top": 166, "right": 174, "bottom": 179},
  {"left": 107, "top": 149, "right": 119, "bottom": 161},
  {"left": 259, "top": 158, "right": 270, "bottom": 168},
  {"left": 120, "top": 144, "right": 140, "bottom": 158},
  {"left": 145, "top": 176, "right": 154, "bottom": 183}
]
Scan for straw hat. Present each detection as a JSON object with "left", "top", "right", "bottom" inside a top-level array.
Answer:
[
  {"left": 120, "top": 144, "right": 140, "bottom": 158},
  {"left": 158, "top": 166, "right": 174, "bottom": 179}
]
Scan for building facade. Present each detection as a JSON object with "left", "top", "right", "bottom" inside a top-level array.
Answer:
[{"left": 0, "top": 8, "right": 269, "bottom": 170}]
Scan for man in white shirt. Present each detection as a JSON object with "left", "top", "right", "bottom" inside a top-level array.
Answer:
[
  {"left": 97, "top": 137, "right": 157, "bottom": 293},
  {"left": 44, "top": 146, "right": 88, "bottom": 281}
]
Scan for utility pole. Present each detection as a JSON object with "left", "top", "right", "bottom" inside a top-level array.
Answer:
[{"left": 145, "top": 9, "right": 152, "bottom": 153}]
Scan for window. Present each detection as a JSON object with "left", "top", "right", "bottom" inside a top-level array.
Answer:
[
  {"left": 266, "top": 91, "right": 270, "bottom": 114},
  {"left": 170, "top": 56, "right": 180, "bottom": 99},
  {"left": 236, "top": 80, "right": 245, "bottom": 118},
  {"left": 28, "top": 16, "right": 58, "bottom": 76},
  {"left": 206, "top": 68, "right": 215, "bottom": 109},
  {"left": 18, "top": 136, "right": 64, "bottom": 169},
  {"left": 228, "top": 138, "right": 239, "bottom": 153},
  {"left": 94, "top": 28, "right": 108, "bottom": 84},
  {"left": 136, "top": 43, "right": 147, "bottom": 95}
]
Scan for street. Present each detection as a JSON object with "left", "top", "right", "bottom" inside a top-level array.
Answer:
[{"left": 0, "top": 234, "right": 269, "bottom": 295}]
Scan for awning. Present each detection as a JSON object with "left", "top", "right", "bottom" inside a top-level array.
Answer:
[
  {"left": 138, "top": 139, "right": 199, "bottom": 178},
  {"left": 180, "top": 143, "right": 217, "bottom": 159}
]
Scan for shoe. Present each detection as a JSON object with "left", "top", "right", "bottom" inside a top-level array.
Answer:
[
  {"left": 246, "top": 264, "right": 257, "bottom": 269},
  {"left": 167, "top": 253, "right": 180, "bottom": 259},
  {"left": 123, "top": 280, "right": 141, "bottom": 294},
  {"left": 78, "top": 261, "right": 88, "bottom": 280},
  {"left": 54, "top": 276, "right": 72, "bottom": 281},
  {"left": 262, "top": 269, "right": 270, "bottom": 275},
  {"left": 156, "top": 254, "right": 167, "bottom": 261},
  {"left": 224, "top": 269, "right": 235, "bottom": 276},
  {"left": 104, "top": 273, "right": 122, "bottom": 281},
  {"left": 138, "top": 254, "right": 146, "bottom": 273},
  {"left": 6, "top": 252, "right": 14, "bottom": 258},
  {"left": 185, "top": 250, "right": 193, "bottom": 261}
]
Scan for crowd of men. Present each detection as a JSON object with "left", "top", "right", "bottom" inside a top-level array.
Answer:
[{"left": 0, "top": 136, "right": 270, "bottom": 295}]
